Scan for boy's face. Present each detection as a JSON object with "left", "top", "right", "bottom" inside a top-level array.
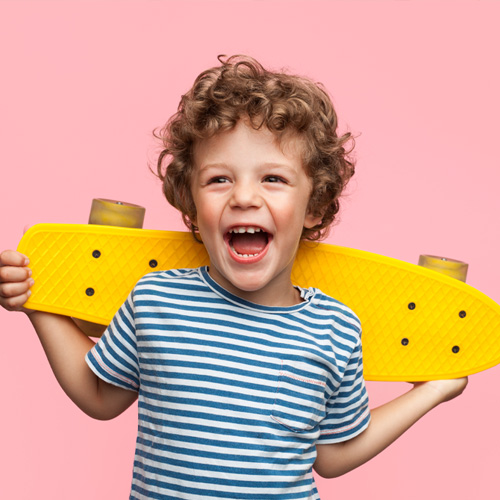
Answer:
[{"left": 191, "top": 119, "right": 321, "bottom": 306}]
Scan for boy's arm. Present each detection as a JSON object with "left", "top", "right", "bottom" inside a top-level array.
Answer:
[
  {"left": 29, "top": 311, "right": 138, "bottom": 420},
  {"left": 0, "top": 250, "right": 137, "bottom": 420},
  {"left": 314, "top": 378, "right": 467, "bottom": 478}
]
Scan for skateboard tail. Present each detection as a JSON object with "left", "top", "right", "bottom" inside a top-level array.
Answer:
[{"left": 294, "top": 243, "right": 500, "bottom": 381}]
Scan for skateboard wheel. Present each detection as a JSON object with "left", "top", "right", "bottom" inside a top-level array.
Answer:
[
  {"left": 418, "top": 255, "right": 468, "bottom": 282},
  {"left": 77, "top": 198, "right": 146, "bottom": 337},
  {"left": 88, "top": 198, "right": 145, "bottom": 228}
]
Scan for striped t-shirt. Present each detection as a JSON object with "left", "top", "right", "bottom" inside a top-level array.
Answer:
[{"left": 86, "top": 267, "right": 370, "bottom": 500}]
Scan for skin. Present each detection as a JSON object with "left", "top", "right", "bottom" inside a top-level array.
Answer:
[
  {"left": 191, "top": 120, "right": 321, "bottom": 306},
  {"left": 0, "top": 119, "right": 467, "bottom": 478}
]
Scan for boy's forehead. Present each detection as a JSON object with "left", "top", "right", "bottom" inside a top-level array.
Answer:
[{"left": 192, "top": 120, "right": 307, "bottom": 167}]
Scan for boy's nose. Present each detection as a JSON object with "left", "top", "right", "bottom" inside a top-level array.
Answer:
[{"left": 229, "top": 182, "right": 262, "bottom": 209}]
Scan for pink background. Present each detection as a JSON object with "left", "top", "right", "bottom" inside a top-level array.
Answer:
[{"left": 1, "top": 0, "right": 499, "bottom": 498}]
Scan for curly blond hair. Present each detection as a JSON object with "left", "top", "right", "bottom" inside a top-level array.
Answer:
[{"left": 155, "top": 55, "right": 355, "bottom": 241}]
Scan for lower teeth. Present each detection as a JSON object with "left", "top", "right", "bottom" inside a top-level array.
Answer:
[{"left": 237, "top": 251, "right": 258, "bottom": 258}]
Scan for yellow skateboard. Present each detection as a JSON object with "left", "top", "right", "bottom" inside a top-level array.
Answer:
[{"left": 16, "top": 200, "right": 500, "bottom": 382}]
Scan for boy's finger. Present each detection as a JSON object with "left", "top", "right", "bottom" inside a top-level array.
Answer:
[
  {"left": 0, "top": 265, "right": 32, "bottom": 283},
  {"left": 0, "top": 279, "right": 33, "bottom": 299},
  {"left": 0, "top": 291, "right": 32, "bottom": 312},
  {"left": 0, "top": 250, "right": 30, "bottom": 267}
]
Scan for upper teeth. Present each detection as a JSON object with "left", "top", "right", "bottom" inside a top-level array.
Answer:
[{"left": 230, "top": 227, "right": 262, "bottom": 234}]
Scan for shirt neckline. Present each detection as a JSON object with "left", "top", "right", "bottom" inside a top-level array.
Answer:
[{"left": 198, "top": 266, "right": 314, "bottom": 314}]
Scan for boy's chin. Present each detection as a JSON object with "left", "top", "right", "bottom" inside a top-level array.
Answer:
[{"left": 211, "top": 267, "right": 266, "bottom": 294}]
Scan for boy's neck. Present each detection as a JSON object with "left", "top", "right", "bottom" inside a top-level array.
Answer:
[{"left": 206, "top": 265, "right": 303, "bottom": 307}]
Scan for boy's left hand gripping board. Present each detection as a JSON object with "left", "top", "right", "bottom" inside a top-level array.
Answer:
[{"left": 17, "top": 209, "right": 500, "bottom": 382}]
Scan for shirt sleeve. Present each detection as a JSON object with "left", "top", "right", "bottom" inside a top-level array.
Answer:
[
  {"left": 317, "top": 336, "right": 371, "bottom": 443},
  {"left": 85, "top": 291, "right": 140, "bottom": 392}
]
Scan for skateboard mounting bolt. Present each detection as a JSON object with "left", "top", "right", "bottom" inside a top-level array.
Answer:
[
  {"left": 452, "top": 346, "right": 460, "bottom": 354},
  {"left": 149, "top": 259, "right": 158, "bottom": 268},
  {"left": 92, "top": 250, "right": 101, "bottom": 258},
  {"left": 401, "top": 338, "right": 409, "bottom": 346},
  {"left": 408, "top": 302, "right": 416, "bottom": 310},
  {"left": 86, "top": 287, "right": 95, "bottom": 297},
  {"left": 459, "top": 310, "right": 467, "bottom": 318}
]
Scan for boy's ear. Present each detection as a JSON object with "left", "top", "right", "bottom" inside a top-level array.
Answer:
[{"left": 304, "top": 211, "right": 323, "bottom": 229}]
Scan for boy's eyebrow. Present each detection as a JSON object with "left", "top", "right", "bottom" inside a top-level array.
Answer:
[
  {"left": 197, "top": 163, "right": 229, "bottom": 171},
  {"left": 195, "top": 163, "right": 229, "bottom": 177},
  {"left": 198, "top": 162, "right": 299, "bottom": 172}
]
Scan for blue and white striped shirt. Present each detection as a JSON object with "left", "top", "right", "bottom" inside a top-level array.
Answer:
[{"left": 86, "top": 267, "right": 370, "bottom": 499}]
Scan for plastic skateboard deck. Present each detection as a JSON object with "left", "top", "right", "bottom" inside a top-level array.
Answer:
[{"left": 17, "top": 223, "right": 500, "bottom": 382}]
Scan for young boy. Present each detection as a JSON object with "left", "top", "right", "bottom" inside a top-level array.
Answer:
[{"left": 0, "top": 55, "right": 467, "bottom": 499}]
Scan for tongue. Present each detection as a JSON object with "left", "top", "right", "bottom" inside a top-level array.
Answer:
[{"left": 231, "top": 232, "right": 268, "bottom": 255}]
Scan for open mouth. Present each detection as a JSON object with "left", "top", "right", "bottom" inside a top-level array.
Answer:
[{"left": 226, "top": 226, "right": 271, "bottom": 259}]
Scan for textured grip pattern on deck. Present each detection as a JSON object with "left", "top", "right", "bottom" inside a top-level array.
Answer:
[
  {"left": 19, "top": 225, "right": 209, "bottom": 325},
  {"left": 18, "top": 224, "right": 500, "bottom": 381},
  {"left": 294, "top": 244, "right": 500, "bottom": 381}
]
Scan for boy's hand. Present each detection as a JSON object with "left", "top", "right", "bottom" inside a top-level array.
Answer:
[
  {"left": 0, "top": 250, "right": 34, "bottom": 313},
  {"left": 412, "top": 377, "right": 468, "bottom": 404},
  {"left": 314, "top": 376, "right": 468, "bottom": 478}
]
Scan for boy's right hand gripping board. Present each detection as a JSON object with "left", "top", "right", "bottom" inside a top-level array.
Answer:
[{"left": 18, "top": 223, "right": 500, "bottom": 382}]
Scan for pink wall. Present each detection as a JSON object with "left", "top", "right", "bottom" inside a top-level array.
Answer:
[{"left": 1, "top": 1, "right": 499, "bottom": 498}]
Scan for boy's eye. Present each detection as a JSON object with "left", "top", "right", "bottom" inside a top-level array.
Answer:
[
  {"left": 208, "top": 177, "right": 230, "bottom": 184},
  {"left": 263, "top": 175, "right": 287, "bottom": 183}
]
